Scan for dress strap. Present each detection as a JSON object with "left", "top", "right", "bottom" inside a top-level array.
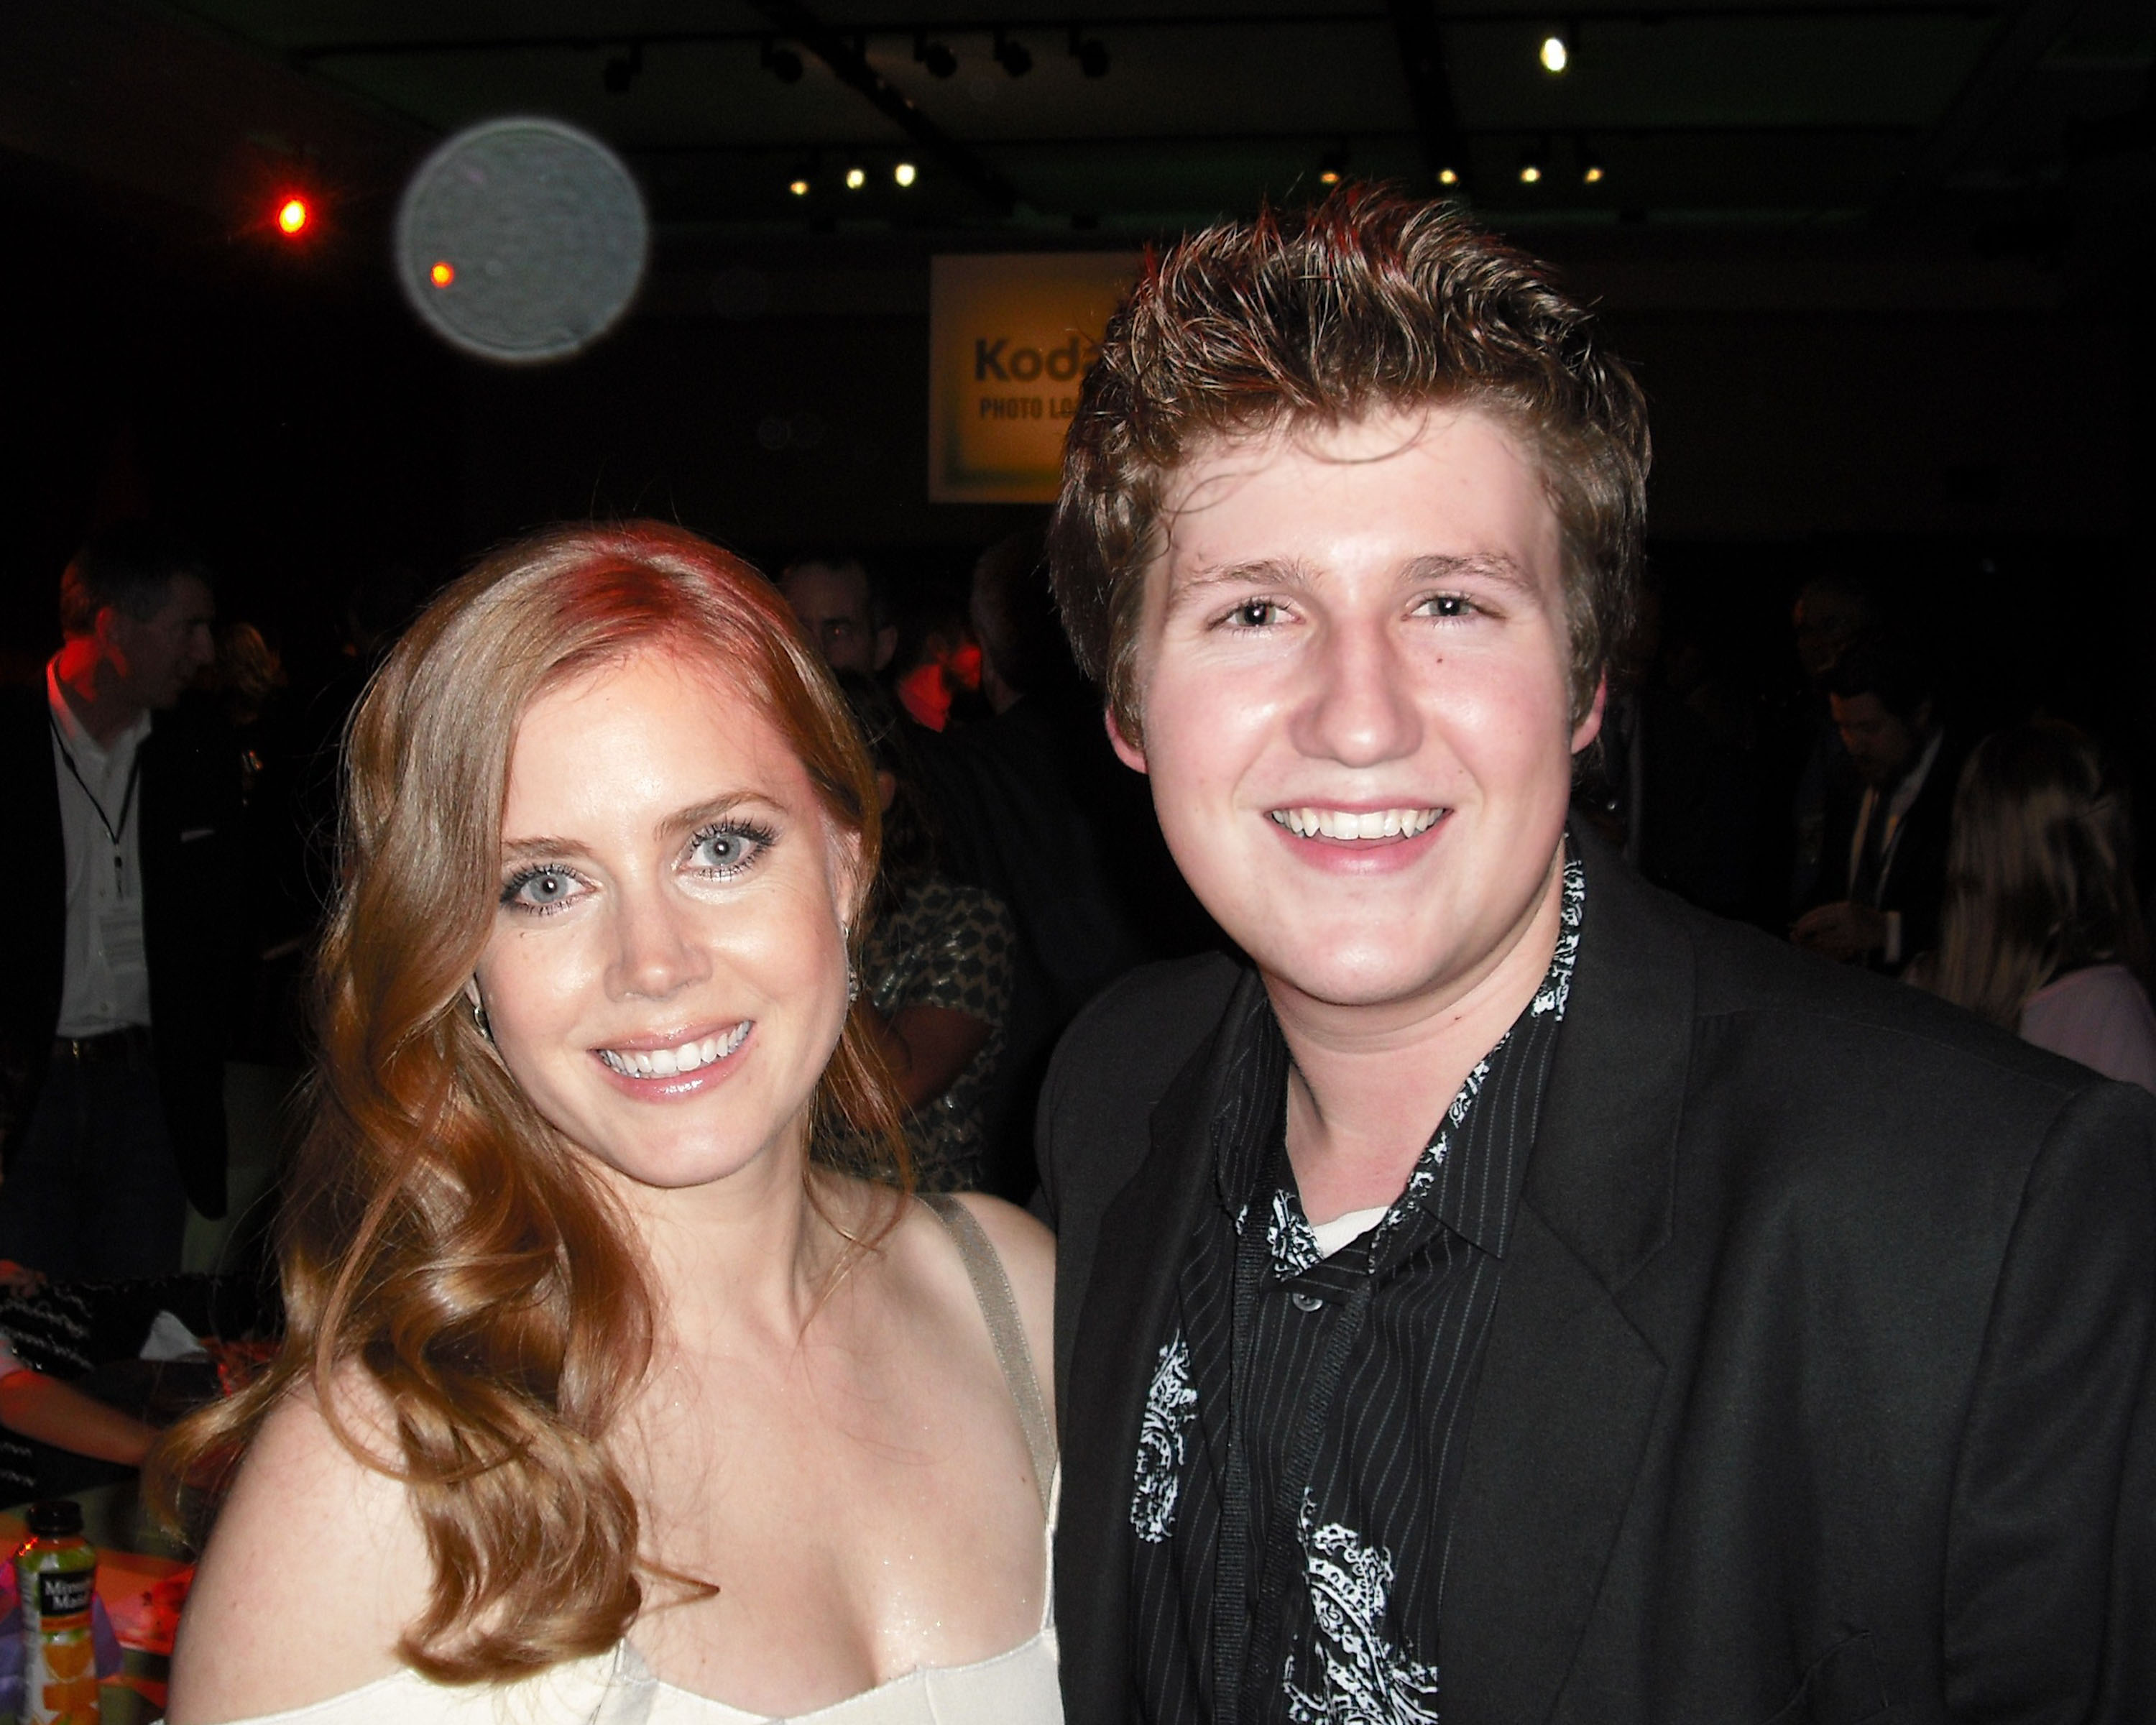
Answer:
[{"left": 922, "top": 1194, "right": 1056, "bottom": 1519}]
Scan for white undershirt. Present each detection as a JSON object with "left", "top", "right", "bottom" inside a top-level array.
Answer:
[
  {"left": 47, "top": 659, "right": 153, "bottom": 1036},
  {"left": 1309, "top": 1205, "right": 1391, "bottom": 1259}
]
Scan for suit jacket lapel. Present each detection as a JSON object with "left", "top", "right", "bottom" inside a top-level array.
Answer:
[
  {"left": 1058, "top": 968, "right": 1266, "bottom": 1725},
  {"left": 1441, "top": 831, "right": 1691, "bottom": 1721}
]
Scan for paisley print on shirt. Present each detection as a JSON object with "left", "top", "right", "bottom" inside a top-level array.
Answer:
[{"left": 1133, "top": 1331, "right": 1199, "bottom": 1542}]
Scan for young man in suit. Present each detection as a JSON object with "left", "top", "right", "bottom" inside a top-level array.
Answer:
[
  {"left": 1035, "top": 188, "right": 2153, "bottom": 1723},
  {"left": 0, "top": 523, "right": 242, "bottom": 1279}
]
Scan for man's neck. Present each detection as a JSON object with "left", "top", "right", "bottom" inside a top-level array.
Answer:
[
  {"left": 1273, "top": 846, "right": 1567, "bottom": 1224},
  {"left": 51, "top": 642, "right": 143, "bottom": 749}
]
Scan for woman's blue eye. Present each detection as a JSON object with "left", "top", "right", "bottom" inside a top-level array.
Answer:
[
  {"left": 503, "top": 867, "right": 579, "bottom": 911},
  {"left": 691, "top": 822, "right": 774, "bottom": 877}
]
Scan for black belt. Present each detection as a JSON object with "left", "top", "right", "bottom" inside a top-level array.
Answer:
[{"left": 50, "top": 1025, "right": 153, "bottom": 1065}]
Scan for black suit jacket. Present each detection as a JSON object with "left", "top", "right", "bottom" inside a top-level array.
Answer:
[
  {"left": 1036, "top": 829, "right": 2154, "bottom": 1723},
  {"left": 0, "top": 686, "right": 244, "bottom": 1217}
]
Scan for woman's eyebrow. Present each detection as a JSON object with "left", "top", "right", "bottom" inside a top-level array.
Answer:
[
  {"left": 500, "top": 832, "right": 586, "bottom": 862},
  {"left": 658, "top": 791, "right": 774, "bottom": 842}
]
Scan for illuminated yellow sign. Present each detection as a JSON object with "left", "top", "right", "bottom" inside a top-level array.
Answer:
[{"left": 928, "top": 252, "right": 1140, "bottom": 504}]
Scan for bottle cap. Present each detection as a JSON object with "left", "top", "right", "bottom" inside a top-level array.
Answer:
[{"left": 24, "top": 1500, "right": 83, "bottom": 1538}]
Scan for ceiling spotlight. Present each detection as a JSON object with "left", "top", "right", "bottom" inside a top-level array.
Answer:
[
  {"left": 1520, "top": 162, "right": 1542, "bottom": 183},
  {"left": 894, "top": 161, "right": 917, "bottom": 187},
  {"left": 763, "top": 38, "right": 805, "bottom": 83},
  {"left": 1539, "top": 31, "right": 1570, "bottom": 73},
  {"left": 995, "top": 30, "right": 1033, "bottom": 77},
  {"left": 916, "top": 33, "right": 958, "bottom": 78},
  {"left": 1519, "top": 142, "right": 1547, "bottom": 184},
  {"left": 1318, "top": 147, "right": 1348, "bottom": 187},
  {"left": 603, "top": 41, "right": 643, "bottom": 94},
  {"left": 788, "top": 176, "right": 811, "bottom": 197},
  {"left": 1068, "top": 27, "right": 1110, "bottom": 78},
  {"left": 275, "top": 196, "right": 310, "bottom": 236},
  {"left": 1437, "top": 167, "right": 1460, "bottom": 187},
  {"left": 845, "top": 165, "right": 867, "bottom": 190},
  {"left": 1583, "top": 162, "right": 1604, "bottom": 183},
  {"left": 429, "top": 260, "right": 454, "bottom": 287}
]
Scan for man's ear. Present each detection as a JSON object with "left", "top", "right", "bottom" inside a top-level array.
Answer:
[
  {"left": 1105, "top": 703, "right": 1148, "bottom": 775},
  {"left": 872, "top": 624, "right": 898, "bottom": 673},
  {"left": 1570, "top": 674, "right": 1608, "bottom": 755}
]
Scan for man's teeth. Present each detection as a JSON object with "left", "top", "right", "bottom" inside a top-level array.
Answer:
[
  {"left": 599, "top": 1022, "right": 750, "bottom": 1078},
  {"left": 1271, "top": 807, "right": 1442, "bottom": 841}
]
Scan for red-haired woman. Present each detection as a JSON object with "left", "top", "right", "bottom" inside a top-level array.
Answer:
[{"left": 158, "top": 525, "right": 1061, "bottom": 1723}]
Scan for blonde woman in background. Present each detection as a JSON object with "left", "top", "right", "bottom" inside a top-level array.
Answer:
[
  {"left": 158, "top": 524, "right": 1059, "bottom": 1724},
  {"left": 1922, "top": 719, "right": 2156, "bottom": 1092}
]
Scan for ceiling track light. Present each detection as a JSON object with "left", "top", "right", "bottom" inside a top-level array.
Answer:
[
  {"left": 994, "top": 29, "right": 1033, "bottom": 78},
  {"left": 1318, "top": 145, "right": 1348, "bottom": 186},
  {"left": 1067, "top": 25, "right": 1109, "bottom": 78},
  {"left": 844, "top": 165, "right": 867, "bottom": 190},
  {"left": 914, "top": 32, "right": 958, "bottom": 78},
  {"left": 1437, "top": 166, "right": 1461, "bottom": 188},
  {"left": 1539, "top": 26, "right": 1572, "bottom": 74},
  {"left": 1576, "top": 135, "right": 1604, "bottom": 184},
  {"left": 894, "top": 161, "right": 918, "bottom": 187},
  {"left": 761, "top": 37, "right": 804, "bottom": 83},
  {"left": 603, "top": 40, "right": 643, "bottom": 94},
  {"left": 1518, "top": 141, "right": 1547, "bottom": 185}
]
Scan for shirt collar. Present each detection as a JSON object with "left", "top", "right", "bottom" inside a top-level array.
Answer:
[
  {"left": 46, "top": 657, "right": 151, "bottom": 763},
  {"left": 1212, "top": 842, "right": 1588, "bottom": 1267}
]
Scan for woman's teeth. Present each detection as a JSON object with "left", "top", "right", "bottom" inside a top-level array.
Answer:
[
  {"left": 1270, "top": 807, "right": 1442, "bottom": 841},
  {"left": 599, "top": 1021, "right": 751, "bottom": 1078}
]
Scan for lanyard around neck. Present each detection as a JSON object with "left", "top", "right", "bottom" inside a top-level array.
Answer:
[{"left": 49, "top": 709, "right": 143, "bottom": 855}]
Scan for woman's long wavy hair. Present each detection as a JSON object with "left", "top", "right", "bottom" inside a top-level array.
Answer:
[
  {"left": 1930, "top": 720, "right": 2147, "bottom": 1029},
  {"left": 152, "top": 523, "right": 903, "bottom": 1680}
]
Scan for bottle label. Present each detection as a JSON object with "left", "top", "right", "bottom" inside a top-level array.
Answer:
[{"left": 35, "top": 1570, "right": 94, "bottom": 1621}]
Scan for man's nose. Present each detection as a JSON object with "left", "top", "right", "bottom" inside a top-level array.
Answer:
[{"left": 1289, "top": 617, "right": 1422, "bottom": 768}]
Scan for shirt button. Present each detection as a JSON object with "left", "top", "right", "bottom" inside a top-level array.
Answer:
[{"left": 1291, "top": 1290, "right": 1324, "bottom": 1314}]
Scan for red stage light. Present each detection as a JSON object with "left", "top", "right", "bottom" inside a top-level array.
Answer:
[
  {"left": 276, "top": 197, "right": 310, "bottom": 236},
  {"left": 430, "top": 261, "right": 455, "bottom": 288}
]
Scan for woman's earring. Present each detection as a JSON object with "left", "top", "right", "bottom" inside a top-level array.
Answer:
[
  {"left": 847, "top": 962, "right": 861, "bottom": 1008},
  {"left": 471, "top": 994, "right": 494, "bottom": 1041}
]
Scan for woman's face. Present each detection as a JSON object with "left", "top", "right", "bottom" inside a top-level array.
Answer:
[{"left": 471, "top": 647, "right": 859, "bottom": 1197}]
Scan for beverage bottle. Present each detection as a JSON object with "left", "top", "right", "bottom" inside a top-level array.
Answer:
[{"left": 14, "top": 1499, "right": 98, "bottom": 1725}]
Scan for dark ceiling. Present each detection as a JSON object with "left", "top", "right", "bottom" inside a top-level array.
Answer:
[{"left": 6, "top": 0, "right": 2148, "bottom": 270}]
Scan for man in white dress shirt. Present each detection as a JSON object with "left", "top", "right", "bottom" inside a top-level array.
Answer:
[{"left": 0, "top": 524, "right": 239, "bottom": 1279}]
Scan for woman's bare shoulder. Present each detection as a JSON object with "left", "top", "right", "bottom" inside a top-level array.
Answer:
[{"left": 166, "top": 1378, "right": 425, "bottom": 1723}]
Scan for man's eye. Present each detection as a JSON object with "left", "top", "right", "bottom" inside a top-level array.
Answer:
[
  {"left": 1418, "top": 593, "right": 1477, "bottom": 620},
  {"left": 1225, "top": 599, "right": 1283, "bottom": 629}
]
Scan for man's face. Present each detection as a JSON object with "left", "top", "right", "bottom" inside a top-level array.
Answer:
[
  {"left": 1830, "top": 691, "right": 1922, "bottom": 788},
  {"left": 780, "top": 561, "right": 891, "bottom": 676},
  {"left": 103, "top": 574, "right": 216, "bottom": 711},
  {"left": 1116, "top": 405, "right": 1599, "bottom": 1015}
]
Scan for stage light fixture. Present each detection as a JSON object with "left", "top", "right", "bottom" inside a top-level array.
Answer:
[
  {"left": 915, "top": 34, "right": 959, "bottom": 78},
  {"left": 894, "top": 161, "right": 918, "bottom": 187},
  {"left": 1437, "top": 167, "right": 1460, "bottom": 187},
  {"left": 845, "top": 165, "right": 866, "bottom": 190},
  {"left": 1539, "top": 31, "right": 1570, "bottom": 73},
  {"left": 1583, "top": 162, "right": 1604, "bottom": 183},
  {"left": 763, "top": 38, "right": 805, "bottom": 83},
  {"left": 995, "top": 30, "right": 1033, "bottom": 77},
  {"left": 789, "top": 176, "right": 811, "bottom": 196},
  {"left": 276, "top": 196, "right": 310, "bottom": 235},
  {"left": 430, "top": 260, "right": 454, "bottom": 287},
  {"left": 1318, "top": 147, "right": 1347, "bottom": 186}
]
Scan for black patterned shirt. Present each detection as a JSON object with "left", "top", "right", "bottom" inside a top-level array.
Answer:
[
  {"left": 1128, "top": 852, "right": 1585, "bottom": 1724},
  {"left": 859, "top": 873, "right": 1017, "bottom": 1192}
]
